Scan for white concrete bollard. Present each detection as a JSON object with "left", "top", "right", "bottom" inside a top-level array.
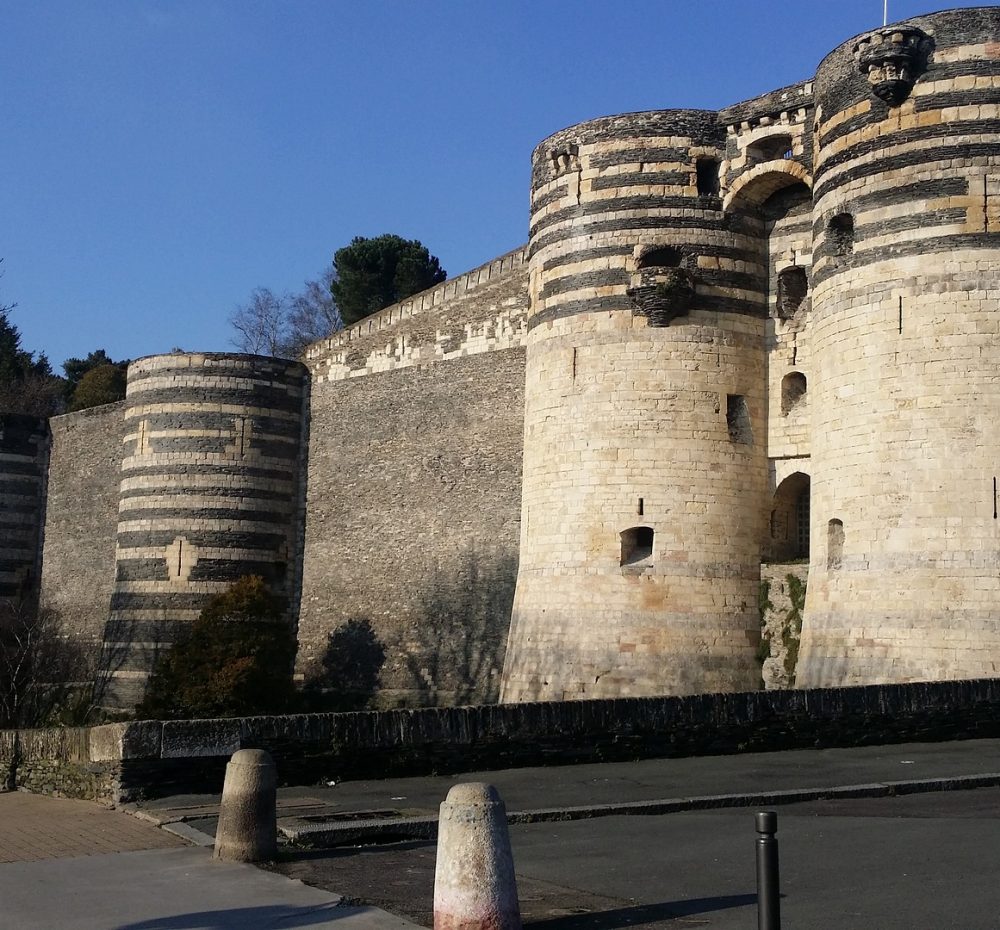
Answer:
[
  {"left": 433, "top": 783, "right": 521, "bottom": 930},
  {"left": 213, "top": 748, "right": 278, "bottom": 863}
]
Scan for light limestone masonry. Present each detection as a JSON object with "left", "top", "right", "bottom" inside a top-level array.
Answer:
[
  {"left": 501, "top": 112, "right": 770, "bottom": 701},
  {"left": 798, "top": 10, "right": 1000, "bottom": 686}
]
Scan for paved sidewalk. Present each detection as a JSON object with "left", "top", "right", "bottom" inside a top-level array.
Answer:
[
  {"left": 0, "top": 792, "right": 185, "bottom": 863},
  {"left": 0, "top": 793, "right": 422, "bottom": 929},
  {"left": 0, "top": 846, "right": 421, "bottom": 930}
]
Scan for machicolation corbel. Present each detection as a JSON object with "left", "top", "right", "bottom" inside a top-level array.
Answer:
[
  {"left": 854, "top": 26, "right": 933, "bottom": 106},
  {"left": 626, "top": 266, "right": 696, "bottom": 327},
  {"left": 549, "top": 144, "right": 580, "bottom": 175}
]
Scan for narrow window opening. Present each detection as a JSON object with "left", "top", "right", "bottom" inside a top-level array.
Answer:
[
  {"left": 829, "top": 213, "right": 855, "bottom": 258},
  {"left": 637, "top": 497, "right": 644, "bottom": 516},
  {"left": 781, "top": 372, "right": 808, "bottom": 415},
  {"left": 620, "top": 526, "right": 654, "bottom": 566},
  {"left": 775, "top": 267, "right": 809, "bottom": 319},
  {"left": 827, "top": 519, "right": 844, "bottom": 571},
  {"left": 726, "top": 394, "right": 752, "bottom": 444},
  {"left": 696, "top": 158, "right": 720, "bottom": 197},
  {"left": 638, "top": 246, "right": 683, "bottom": 269}
]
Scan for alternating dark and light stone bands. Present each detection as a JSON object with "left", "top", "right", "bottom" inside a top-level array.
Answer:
[
  {"left": 0, "top": 415, "right": 48, "bottom": 603},
  {"left": 502, "top": 110, "right": 771, "bottom": 702},
  {"left": 101, "top": 353, "right": 308, "bottom": 707},
  {"left": 799, "top": 8, "right": 1000, "bottom": 686}
]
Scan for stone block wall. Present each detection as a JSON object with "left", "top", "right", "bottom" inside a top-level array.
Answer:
[
  {"left": 307, "top": 248, "right": 527, "bottom": 382},
  {"left": 6, "top": 678, "right": 1000, "bottom": 804}
]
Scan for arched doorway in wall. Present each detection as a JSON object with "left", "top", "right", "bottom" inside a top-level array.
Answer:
[{"left": 768, "top": 471, "right": 810, "bottom": 561}]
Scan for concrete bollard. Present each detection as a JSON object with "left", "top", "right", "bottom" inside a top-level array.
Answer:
[
  {"left": 213, "top": 748, "right": 278, "bottom": 863},
  {"left": 434, "top": 783, "right": 521, "bottom": 930}
]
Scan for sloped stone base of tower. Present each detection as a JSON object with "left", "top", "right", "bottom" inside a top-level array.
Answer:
[
  {"left": 798, "top": 569, "right": 1000, "bottom": 688},
  {"left": 500, "top": 575, "right": 761, "bottom": 702}
]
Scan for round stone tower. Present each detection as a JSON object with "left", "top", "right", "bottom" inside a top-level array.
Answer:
[
  {"left": 0, "top": 414, "right": 48, "bottom": 607},
  {"left": 101, "top": 352, "right": 308, "bottom": 707},
  {"left": 797, "top": 8, "right": 1000, "bottom": 686},
  {"left": 500, "top": 111, "right": 769, "bottom": 702}
]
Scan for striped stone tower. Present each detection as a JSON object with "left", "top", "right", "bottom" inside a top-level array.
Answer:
[
  {"left": 797, "top": 8, "right": 1000, "bottom": 685},
  {"left": 101, "top": 353, "right": 308, "bottom": 708},
  {"left": 501, "top": 111, "right": 769, "bottom": 702},
  {"left": 0, "top": 414, "right": 48, "bottom": 607}
]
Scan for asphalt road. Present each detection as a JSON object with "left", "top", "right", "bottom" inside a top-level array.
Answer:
[{"left": 271, "top": 787, "right": 1000, "bottom": 929}]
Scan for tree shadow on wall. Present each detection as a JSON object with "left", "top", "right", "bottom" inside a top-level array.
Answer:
[
  {"left": 302, "top": 617, "right": 387, "bottom": 712},
  {"left": 403, "top": 550, "right": 517, "bottom": 707}
]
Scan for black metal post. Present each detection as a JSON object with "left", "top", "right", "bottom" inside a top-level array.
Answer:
[{"left": 755, "top": 810, "right": 780, "bottom": 930}]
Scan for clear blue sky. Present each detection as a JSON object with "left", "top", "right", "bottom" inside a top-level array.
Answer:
[{"left": 0, "top": 1, "right": 987, "bottom": 367}]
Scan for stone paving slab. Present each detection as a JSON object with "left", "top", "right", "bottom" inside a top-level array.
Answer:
[{"left": 0, "top": 791, "right": 186, "bottom": 863}]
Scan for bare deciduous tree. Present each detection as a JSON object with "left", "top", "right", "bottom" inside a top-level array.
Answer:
[
  {"left": 228, "top": 287, "right": 289, "bottom": 357},
  {"left": 0, "top": 599, "right": 97, "bottom": 729},
  {"left": 228, "top": 271, "right": 343, "bottom": 360},
  {"left": 285, "top": 267, "right": 342, "bottom": 357}
]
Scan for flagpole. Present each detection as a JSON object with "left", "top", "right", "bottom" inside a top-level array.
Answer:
[{"left": 884, "top": 0, "right": 888, "bottom": 26}]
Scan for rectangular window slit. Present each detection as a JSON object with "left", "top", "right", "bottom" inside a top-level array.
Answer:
[
  {"left": 572, "top": 347, "right": 578, "bottom": 381},
  {"left": 898, "top": 296, "right": 903, "bottom": 334},
  {"left": 994, "top": 476, "right": 997, "bottom": 520},
  {"left": 985, "top": 175, "right": 990, "bottom": 233},
  {"left": 638, "top": 497, "right": 644, "bottom": 516}
]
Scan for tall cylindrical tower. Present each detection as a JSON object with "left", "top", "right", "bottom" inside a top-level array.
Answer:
[
  {"left": 501, "top": 111, "right": 769, "bottom": 702},
  {"left": 101, "top": 353, "right": 308, "bottom": 707},
  {"left": 798, "top": 9, "right": 1000, "bottom": 686},
  {"left": 0, "top": 414, "right": 48, "bottom": 606}
]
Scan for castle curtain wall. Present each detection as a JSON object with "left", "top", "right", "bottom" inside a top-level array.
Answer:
[{"left": 298, "top": 252, "right": 528, "bottom": 707}]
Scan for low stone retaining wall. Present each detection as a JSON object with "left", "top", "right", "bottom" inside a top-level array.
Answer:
[{"left": 3, "top": 678, "right": 1000, "bottom": 805}]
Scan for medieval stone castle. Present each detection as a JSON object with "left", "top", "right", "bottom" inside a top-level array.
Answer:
[{"left": 2, "top": 7, "right": 999, "bottom": 709}]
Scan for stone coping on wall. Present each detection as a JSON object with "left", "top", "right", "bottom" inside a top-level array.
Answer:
[{"left": 3, "top": 677, "right": 1000, "bottom": 803}]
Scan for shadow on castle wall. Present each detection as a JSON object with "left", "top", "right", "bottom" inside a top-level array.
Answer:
[
  {"left": 402, "top": 550, "right": 516, "bottom": 707},
  {"left": 301, "top": 549, "right": 516, "bottom": 710},
  {"left": 302, "top": 617, "right": 387, "bottom": 712}
]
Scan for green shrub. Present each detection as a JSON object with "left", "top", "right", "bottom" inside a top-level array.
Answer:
[{"left": 137, "top": 576, "right": 296, "bottom": 720}]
